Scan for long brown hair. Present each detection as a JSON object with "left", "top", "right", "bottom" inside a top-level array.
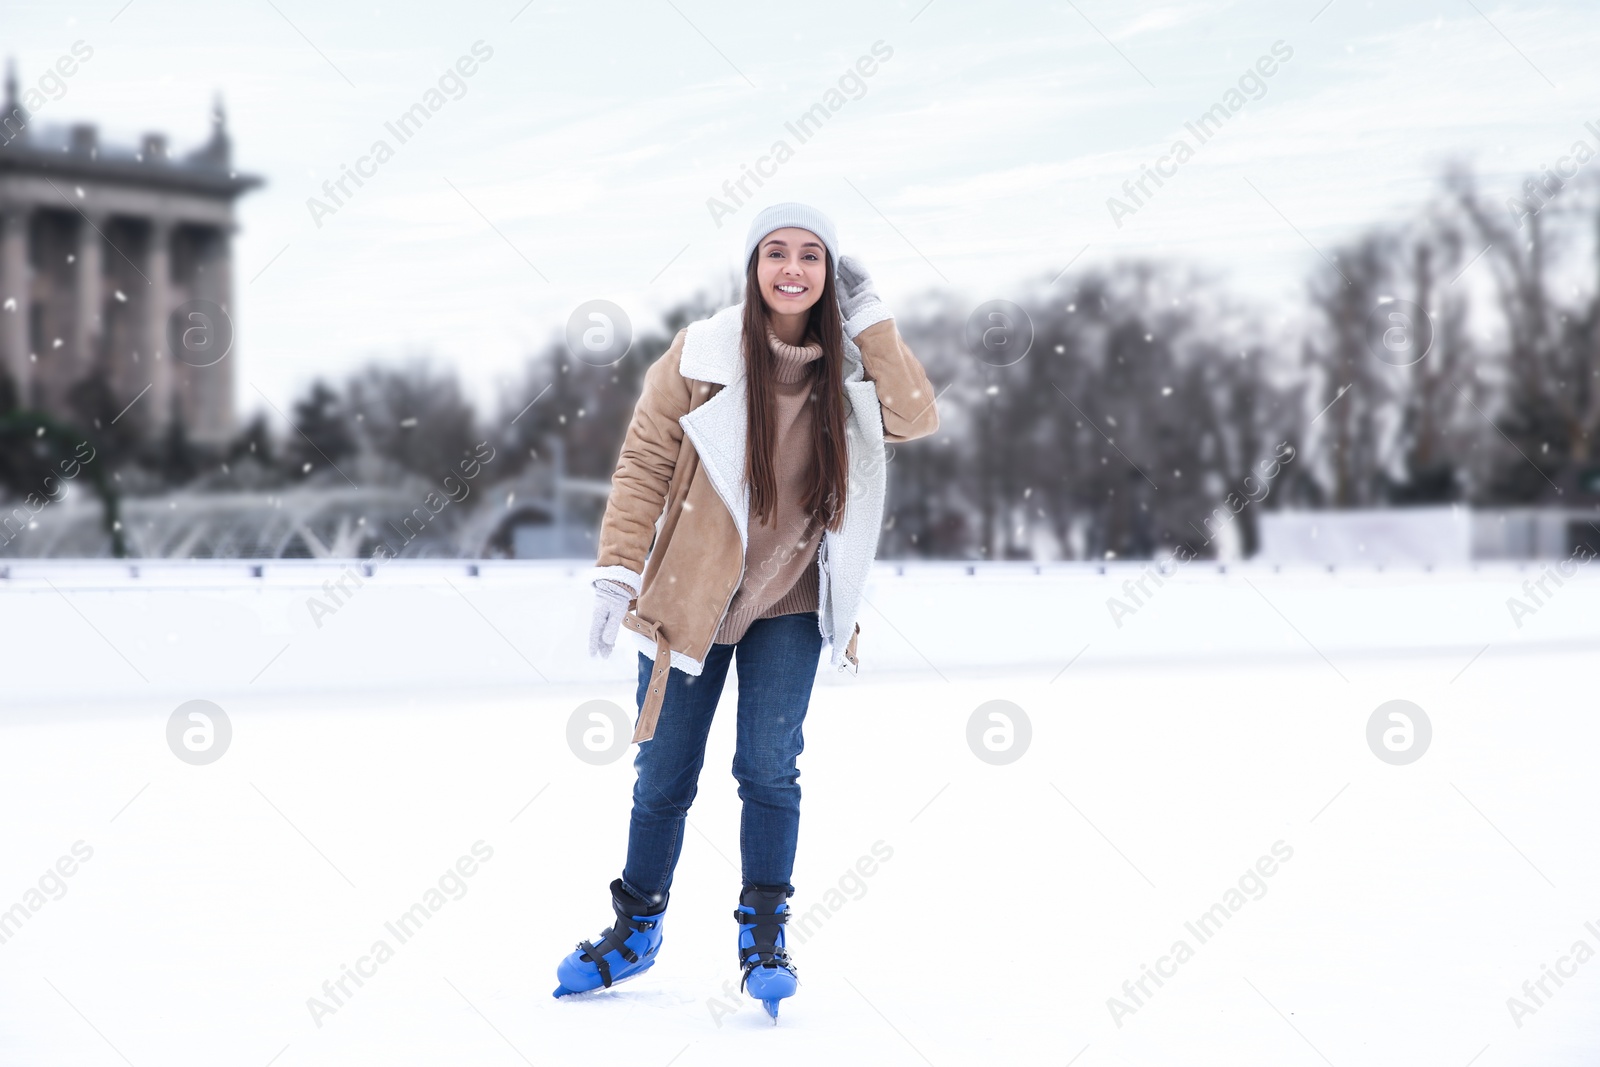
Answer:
[{"left": 740, "top": 248, "right": 849, "bottom": 534}]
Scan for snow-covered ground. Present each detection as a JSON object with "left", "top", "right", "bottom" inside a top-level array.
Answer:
[{"left": 2, "top": 560, "right": 1596, "bottom": 1066}]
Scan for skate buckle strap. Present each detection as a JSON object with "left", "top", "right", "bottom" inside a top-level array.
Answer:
[
  {"left": 738, "top": 946, "right": 798, "bottom": 992},
  {"left": 578, "top": 914, "right": 655, "bottom": 988},
  {"left": 733, "top": 908, "right": 788, "bottom": 924},
  {"left": 576, "top": 938, "right": 613, "bottom": 987}
]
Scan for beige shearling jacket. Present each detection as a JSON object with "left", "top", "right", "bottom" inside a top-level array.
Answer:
[{"left": 589, "top": 300, "right": 939, "bottom": 742}]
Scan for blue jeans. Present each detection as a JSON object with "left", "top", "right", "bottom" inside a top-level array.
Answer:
[{"left": 621, "top": 611, "right": 823, "bottom": 905}]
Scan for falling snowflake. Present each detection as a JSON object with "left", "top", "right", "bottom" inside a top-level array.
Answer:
[
  {"left": 1161, "top": 386, "right": 1173, "bottom": 396},
  {"left": 52, "top": 338, "right": 63, "bottom": 348},
  {"left": 74, "top": 186, "right": 85, "bottom": 198},
  {"left": 400, "top": 417, "right": 418, "bottom": 428},
  {"left": 2, "top": 298, "right": 13, "bottom": 311},
  {"left": 114, "top": 290, "right": 127, "bottom": 303},
  {"left": 302, "top": 461, "right": 313, "bottom": 473}
]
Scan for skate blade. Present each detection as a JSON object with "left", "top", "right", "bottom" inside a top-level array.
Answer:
[
  {"left": 552, "top": 964, "right": 654, "bottom": 1000},
  {"left": 763, "top": 998, "right": 781, "bottom": 1021}
]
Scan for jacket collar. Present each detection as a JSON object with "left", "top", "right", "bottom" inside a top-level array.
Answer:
[{"left": 680, "top": 301, "right": 864, "bottom": 386}]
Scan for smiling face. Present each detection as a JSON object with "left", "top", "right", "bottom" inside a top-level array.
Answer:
[{"left": 754, "top": 227, "right": 828, "bottom": 320}]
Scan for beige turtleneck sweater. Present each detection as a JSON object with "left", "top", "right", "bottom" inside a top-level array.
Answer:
[{"left": 710, "top": 324, "right": 828, "bottom": 645}]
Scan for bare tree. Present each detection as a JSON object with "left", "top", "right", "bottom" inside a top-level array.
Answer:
[
  {"left": 1449, "top": 164, "right": 1600, "bottom": 500},
  {"left": 345, "top": 358, "right": 478, "bottom": 481}
]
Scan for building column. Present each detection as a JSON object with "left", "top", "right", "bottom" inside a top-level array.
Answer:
[
  {"left": 0, "top": 206, "right": 30, "bottom": 403},
  {"left": 187, "top": 224, "right": 235, "bottom": 445},
  {"left": 144, "top": 216, "right": 172, "bottom": 433},
  {"left": 74, "top": 211, "right": 104, "bottom": 380}
]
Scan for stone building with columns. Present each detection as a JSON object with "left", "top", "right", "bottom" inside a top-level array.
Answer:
[{"left": 0, "top": 63, "right": 261, "bottom": 446}]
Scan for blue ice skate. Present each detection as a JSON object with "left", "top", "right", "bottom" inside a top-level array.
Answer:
[
  {"left": 552, "top": 878, "right": 667, "bottom": 998},
  {"left": 734, "top": 885, "right": 798, "bottom": 1022}
]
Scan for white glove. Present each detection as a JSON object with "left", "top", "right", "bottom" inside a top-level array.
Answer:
[
  {"left": 836, "top": 254, "right": 889, "bottom": 327},
  {"left": 588, "top": 578, "right": 635, "bottom": 659}
]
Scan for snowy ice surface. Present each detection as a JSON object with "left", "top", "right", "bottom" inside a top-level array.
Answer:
[{"left": 1, "top": 560, "right": 1596, "bottom": 1066}]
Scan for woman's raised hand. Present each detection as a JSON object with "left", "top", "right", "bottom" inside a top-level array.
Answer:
[{"left": 836, "top": 254, "right": 886, "bottom": 323}]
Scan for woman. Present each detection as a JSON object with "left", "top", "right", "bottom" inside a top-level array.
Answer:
[{"left": 553, "top": 202, "right": 939, "bottom": 1019}]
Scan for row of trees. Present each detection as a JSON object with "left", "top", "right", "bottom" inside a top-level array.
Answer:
[
  {"left": 899, "top": 160, "right": 1600, "bottom": 559},
  {"left": 3, "top": 161, "right": 1595, "bottom": 560}
]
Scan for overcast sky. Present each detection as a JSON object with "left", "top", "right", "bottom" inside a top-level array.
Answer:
[{"left": 8, "top": 0, "right": 1599, "bottom": 419}]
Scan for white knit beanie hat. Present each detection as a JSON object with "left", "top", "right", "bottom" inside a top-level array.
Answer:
[{"left": 742, "top": 202, "right": 839, "bottom": 274}]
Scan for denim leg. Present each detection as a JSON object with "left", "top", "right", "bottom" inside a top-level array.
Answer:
[
  {"left": 620, "top": 642, "right": 734, "bottom": 904},
  {"left": 731, "top": 612, "right": 823, "bottom": 895}
]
